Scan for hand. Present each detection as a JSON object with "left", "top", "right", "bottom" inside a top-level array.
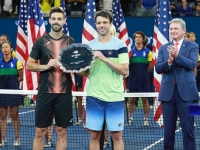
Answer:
[
  {"left": 167, "top": 45, "right": 178, "bottom": 58},
  {"left": 46, "top": 59, "right": 60, "bottom": 69},
  {"left": 168, "top": 53, "right": 174, "bottom": 64},
  {"left": 93, "top": 51, "right": 107, "bottom": 62}
]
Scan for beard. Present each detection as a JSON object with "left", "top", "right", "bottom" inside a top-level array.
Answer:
[{"left": 51, "top": 24, "right": 62, "bottom": 32}]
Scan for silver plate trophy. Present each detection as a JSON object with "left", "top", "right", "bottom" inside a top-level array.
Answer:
[{"left": 58, "top": 43, "right": 95, "bottom": 73}]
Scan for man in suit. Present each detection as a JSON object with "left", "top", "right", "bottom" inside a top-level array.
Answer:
[{"left": 155, "top": 18, "right": 199, "bottom": 150}]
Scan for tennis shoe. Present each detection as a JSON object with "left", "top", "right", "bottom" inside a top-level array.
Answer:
[
  {"left": 7, "top": 117, "right": 12, "bottom": 124},
  {"left": 0, "top": 139, "right": 7, "bottom": 147},
  {"left": 44, "top": 139, "right": 53, "bottom": 148},
  {"left": 128, "top": 117, "right": 133, "bottom": 125},
  {"left": 76, "top": 118, "right": 83, "bottom": 125},
  {"left": 144, "top": 118, "right": 149, "bottom": 127},
  {"left": 13, "top": 138, "right": 21, "bottom": 147},
  {"left": 103, "top": 140, "right": 109, "bottom": 148}
]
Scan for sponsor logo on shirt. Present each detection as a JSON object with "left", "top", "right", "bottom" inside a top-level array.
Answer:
[{"left": 108, "top": 51, "right": 112, "bottom": 55}]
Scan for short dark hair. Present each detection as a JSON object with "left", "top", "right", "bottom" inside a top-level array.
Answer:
[
  {"left": 2, "top": 41, "right": 13, "bottom": 48},
  {"left": 49, "top": 7, "right": 65, "bottom": 18},
  {"left": 0, "top": 34, "right": 9, "bottom": 41},
  {"left": 95, "top": 10, "right": 113, "bottom": 23}
]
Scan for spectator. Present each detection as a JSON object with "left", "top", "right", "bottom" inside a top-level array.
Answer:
[
  {"left": 144, "top": 37, "right": 155, "bottom": 108},
  {"left": 76, "top": 75, "right": 84, "bottom": 125},
  {"left": 127, "top": 31, "right": 153, "bottom": 126},
  {"left": 193, "top": 3, "right": 200, "bottom": 16},
  {"left": 189, "top": 32, "right": 197, "bottom": 43},
  {"left": 170, "top": 2, "right": 180, "bottom": 16},
  {"left": 0, "top": 34, "right": 16, "bottom": 125},
  {"left": 0, "top": 0, "right": 20, "bottom": 17},
  {"left": 178, "top": 0, "right": 193, "bottom": 16},
  {"left": 136, "top": 0, "right": 157, "bottom": 16},
  {"left": 40, "top": 0, "right": 53, "bottom": 16},
  {"left": 0, "top": 41, "right": 23, "bottom": 147},
  {"left": 66, "top": 0, "right": 86, "bottom": 16},
  {"left": 184, "top": 32, "right": 190, "bottom": 40},
  {"left": 188, "top": 32, "right": 200, "bottom": 91},
  {"left": 195, "top": 0, "right": 200, "bottom": 6},
  {"left": 0, "top": 34, "right": 16, "bottom": 59},
  {"left": 44, "top": 119, "right": 55, "bottom": 148}
]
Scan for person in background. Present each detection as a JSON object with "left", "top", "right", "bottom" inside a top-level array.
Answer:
[
  {"left": 40, "top": 0, "right": 53, "bottom": 15},
  {"left": 155, "top": 18, "right": 199, "bottom": 150},
  {"left": 195, "top": 0, "right": 200, "bottom": 6},
  {"left": 40, "top": 0, "right": 60, "bottom": 16},
  {"left": 0, "top": 0, "right": 20, "bottom": 17},
  {"left": 188, "top": 32, "right": 200, "bottom": 92},
  {"left": 193, "top": 3, "right": 200, "bottom": 16},
  {"left": 0, "top": 34, "right": 16, "bottom": 59},
  {"left": 0, "top": 41, "right": 23, "bottom": 147},
  {"left": 127, "top": 31, "right": 153, "bottom": 126},
  {"left": 178, "top": 0, "right": 193, "bottom": 16},
  {"left": 184, "top": 32, "right": 190, "bottom": 40},
  {"left": 0, "top": 34, "right": 16, "bottom": 125},
  {"left": 170, "top": 2, "right": 180, "bottom": 16},
  {"left": 76, "top": 75, "right": 84, "bottom": 125},
  {"left": 43, "top": 119, "right": 54, "bottom": 148}
]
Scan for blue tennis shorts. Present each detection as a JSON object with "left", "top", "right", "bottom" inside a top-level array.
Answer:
[{"left": 85, "top": 96, "right": 124, "bottom": 131}]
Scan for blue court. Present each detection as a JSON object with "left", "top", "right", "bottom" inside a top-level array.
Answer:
[{"left": 2, "top": 106, "right": 200, "bottom": 150}]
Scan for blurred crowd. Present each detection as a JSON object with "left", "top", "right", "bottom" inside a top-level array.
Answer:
[{"left": 0, "top": 0, "right": 200, "bottom": 18}]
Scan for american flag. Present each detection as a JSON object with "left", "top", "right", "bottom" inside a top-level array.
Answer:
[
  {"left": 82, "top": 0, "right": 98, "bottom": 93},
  {"left": 82, "top": 0, "right": 98, "bottom": 44},
  {"left": 16, "top": 0, "right": 28, "bottom": 65},
  {"left": 60, "top": 0, "right": 70, "bottom": 36},
  {"left": 112, "top": 0, "right": 131, "bottom": 56},
  {"left": 16, "top": 0, "right": 46, "bottom": 90},
  {"left": 152, "top": 0, "right": 172, "bottom": 127},
  {"left": 60, "top": 0, "right": 76, "bottom": 92}
]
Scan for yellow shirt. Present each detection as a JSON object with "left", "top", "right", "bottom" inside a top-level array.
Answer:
[{"left": 41, "top": 0, "right": 52, "bottom": 13}]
